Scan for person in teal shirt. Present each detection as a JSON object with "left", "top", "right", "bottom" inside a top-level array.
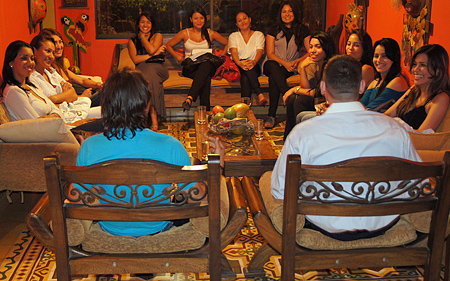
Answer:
[
  {"left": 359, "top": 38, "right": 409, "bottom": 111},
  {"left": 76, "top": 69, "right": 191, "bottom": 237}
]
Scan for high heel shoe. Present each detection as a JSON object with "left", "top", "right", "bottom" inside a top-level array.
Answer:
[
  {"left": 182, "top": 97, "right": 193, "bottom": 111},
  {"left": 258, "top": 94, "right": 268, "bottom": 107}
]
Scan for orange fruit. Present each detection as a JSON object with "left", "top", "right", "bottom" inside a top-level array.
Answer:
[{"left": 212, "top": 105, "right": 224, "bottom": 115}]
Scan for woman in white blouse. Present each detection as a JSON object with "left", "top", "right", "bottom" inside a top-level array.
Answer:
[
  {"left": 228, "top": 11, "right": 267, "bottom": 105},
  {"left": 29, "top": 34, "right": 101, "bottom": 119}
]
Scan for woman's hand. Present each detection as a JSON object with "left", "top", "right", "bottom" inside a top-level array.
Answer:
[
  {"left": 80, "top": 88, "right": 92, "bottom": 98},
  {"left": 283, "top": 87, "right": 297, "bottom": 105},
  {"left": 241, "top": 59, "right": 257, "bottom": 71},
  {"left": 281, "top": 60, "right": 296, "bottom": 72},
  {"left": 315, "top": 101, "right": 330, "bottom": 116},
  {"left": 38, "top": 113, "right": 61, "bottom": 119},
  {"left": 61, "top": 81, "right": 73, "bottom": 92},
  {"left": 300, "top": 56, "right": 317, "bottom": 70},
  {"left": 208, "top": 136, "right": 226, "bottom": 171},
  {"left": 154, "top": 45, "right": 166, "bottom": 56}
]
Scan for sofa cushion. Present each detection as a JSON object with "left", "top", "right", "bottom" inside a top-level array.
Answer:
[
  {"left": 0, "top": 102, "right": 11, "bottom": 125},
  {"left": 259, "top": 171, "right": 305, "bottom": 234},
  {"left": 82, "top": 221, "right": 206, "bottom": 254},
  {"left": 297, "top": 218, "right": 417, "bottom": 250},
  {"left": 0, "top": 118, "right": 79, "bottom": 144},
  {"left": 190, "top": 176, "right": 229, "bottom": 236}
]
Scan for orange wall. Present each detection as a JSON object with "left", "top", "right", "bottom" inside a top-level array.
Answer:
[
  {"left": 325, "top": 0, "right": 450, "bottom": 78},
  {"left": 1, "top": 0, "right": 449, "bottom": 82},
  {"left": 54, "top": 0, "right": 128, "bottom": 80},
  {"left": 0, "top": 1, "right": 37, "bottom": 72}
]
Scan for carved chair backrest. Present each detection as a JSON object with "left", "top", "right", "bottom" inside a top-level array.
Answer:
[
  {"left": 281, "top": 153, "right": 450, "bottom": 279},
  {"left": 44, "top": 154, "right": 222, "bottom": 279}
]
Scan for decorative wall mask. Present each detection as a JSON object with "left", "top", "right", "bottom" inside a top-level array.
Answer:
[{"left": 28, "top": 0, "right": 47, "bottom": 33}]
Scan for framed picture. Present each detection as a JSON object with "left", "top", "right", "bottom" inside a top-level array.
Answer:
[{"left": 61, "top": 0, "right": 88, "bottom": 8}]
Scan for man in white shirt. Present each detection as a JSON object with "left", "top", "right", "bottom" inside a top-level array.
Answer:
[{"left": 271, "top": 54, "right": 421, "bottom": 240}]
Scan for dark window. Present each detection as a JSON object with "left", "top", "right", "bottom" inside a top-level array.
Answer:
[{"left": 95, "top": 0, "right": 326, "bottom": 39}]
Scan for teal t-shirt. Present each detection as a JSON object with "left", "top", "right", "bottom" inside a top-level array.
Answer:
[{"left": 76, "top": 128, "right": 191, "bottom": 237}]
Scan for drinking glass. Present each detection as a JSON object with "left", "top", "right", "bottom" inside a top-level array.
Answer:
[
  {"left": 197, "top": 106, "right": 207, "bottom": 124},
  {"left": 255, "top": 119, "right": 264, "bottom": 140}
]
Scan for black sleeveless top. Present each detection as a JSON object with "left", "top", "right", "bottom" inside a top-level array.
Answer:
[{"left": 399, "top": 105, "right": 427, "bottom": 129}]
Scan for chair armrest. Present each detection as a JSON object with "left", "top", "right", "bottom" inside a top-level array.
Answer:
[
  {"left": 26, "top": 193, "right": 55, "bottom": 251},
  {"left": 409, "top": 131, "right": 450, "bottom": 151}
]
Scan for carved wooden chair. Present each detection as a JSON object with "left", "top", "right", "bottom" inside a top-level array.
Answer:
[
  {"left": 242, "top": 153, "right": 450, "bottom": 281},
  {"left": 41, "top": 154, "right": 247, "bottom": 281}
]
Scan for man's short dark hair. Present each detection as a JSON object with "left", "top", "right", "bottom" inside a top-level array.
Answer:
[
  {"left": 323, "top": 55, "right": 362, "bottom": 100},
  {"left": 101, "top": 69, "right": 151, "bottom": 140}
]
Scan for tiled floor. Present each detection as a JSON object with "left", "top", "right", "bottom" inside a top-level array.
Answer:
[{"left": 0, "top": 191, "right": 43, "bottom": 262}]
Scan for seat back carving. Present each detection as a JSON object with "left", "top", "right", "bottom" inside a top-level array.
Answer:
[{"left": 44, "top": 154, "right": 247, "bottom": 281}]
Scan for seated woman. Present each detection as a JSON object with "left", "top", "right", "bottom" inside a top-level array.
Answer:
[
  {"left": 263, "top": 0, "right": 311, "bottom": 128},
  {"left": 384, "top": 44, "right": 450, "bottom": 131},
  {"left": 228, "top": 11, "right": 267, "bottom": 106},
  {"left": 29, "top": 34, "right": 101, "bottom": 119},
  {"left": 165, "top": 6, "right": 228, "bottom": 111},
  {"left": 128, "top": 11, "right": 169, "bottom": 130},
  {"left": 296, "top": 29, "right": 375, "bottom": 123},
  {"left": 282, "top": 31, "right": 336, "bottom": 139},
  {"left": 1, "top": 40, "right": 91, "bottom": 126},
  {"left": 39, "top": 28, "right": 103, "bottom": 107},
  {"left": 76, "top": 69, "right": 192, "bottom": 237},
  {"left": 359, "top": 38, "right": 409, "bottom": 111}
]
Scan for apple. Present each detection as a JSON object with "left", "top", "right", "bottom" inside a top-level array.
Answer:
[{"left": 212, "top": 105, "right": 224, "bottom": 115}]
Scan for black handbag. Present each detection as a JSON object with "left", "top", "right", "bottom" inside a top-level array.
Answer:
[
  {"left": 146, "top": 53, "right": 165, "bottom": 64},
  {"left": 181, "top": 53, "right": 225, "bottom": 73}
]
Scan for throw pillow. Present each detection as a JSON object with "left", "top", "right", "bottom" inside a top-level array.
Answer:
[{"left": 0, "top": 118, "right": 79, "bottom": 144}]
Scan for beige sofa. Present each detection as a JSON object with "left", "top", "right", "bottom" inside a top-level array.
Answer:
[
  {"left": 0, "top": 102, "right": 79, "bottom": 202},
  {"left": 112, "top": 43, "right": 302, "bottom": 92},
  {"left": 409, "top": 106, "right": 450, "bottom": 162}
]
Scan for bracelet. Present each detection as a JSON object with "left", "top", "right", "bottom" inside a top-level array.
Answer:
[{"left": 295, "top": 86, "right": 300, "bottom": 94}]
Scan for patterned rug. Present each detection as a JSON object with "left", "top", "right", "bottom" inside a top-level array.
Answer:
[
  {"left": 0, "top": 216, "right": 428, "bottom": 281},
  {"left": 0, "top": 122, "right": 440, "bottom": 280}
]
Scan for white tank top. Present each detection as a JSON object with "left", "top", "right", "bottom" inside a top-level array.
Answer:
[{"left": 184, "top": 29, "right": 210, "bottom": 58}]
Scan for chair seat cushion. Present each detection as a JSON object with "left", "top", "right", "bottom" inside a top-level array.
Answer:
[
  {"left": 296, "top": 218, "right": 417, "bottom": 250},
  {"left": 260, "top": 171, "right": 305, "bottom": 233},
  {"left": 82, "top": 222, "right": 206, "bottom": 254}
]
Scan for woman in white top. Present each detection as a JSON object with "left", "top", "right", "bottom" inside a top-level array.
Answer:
[
  {"left": 166, "top": 6, "right": 228, "bottom": 111},
  {"left": 1, "top": 40, "right": 91, "bottom": 126},
  {"left": 29, "top": 34, "right": 101, "bottom": 119},
  {"left": 228, "top": 11, "right": 266, "bottom": 105}
]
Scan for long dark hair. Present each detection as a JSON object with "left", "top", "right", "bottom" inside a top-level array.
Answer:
[
  {"left": 188, "top": 6, "right": 211, "bottom": 48},
  {"left": 133, "top": 11, "right": 154, "bottom": 54},
  {"left": 346, "top": 29, "right": 373, "bottom": 67},
  {"left": 397, "top": 44, "right": 450, "bottom": 117},
  {"left": 101, "top": 69, "right": 152, "bottom": 140},
  {"left": 235, "top": 10, "right": 252, "bottom": 32},
  {"left": 276, "top": 1, "right": 304, "bottom": 51},
  {"left": 372, "top": 38, "right": 402, "bottom": 98},
  {"left": 1, "top": 41, "right": 36, "bottom": 94},
  {"left": 309, "top": 31, "right": 337, "bottom": 96},
  {"left": 39, "top": 28, "right": 68, "bottom": 77}
]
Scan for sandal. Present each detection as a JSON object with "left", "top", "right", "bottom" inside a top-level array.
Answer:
[
  {"left": 258, "top": 94, "right": 267, "bottom": 107},
  {"left": 265, "top": 116, "right": 275, "bottom": 129},
  {"left": 182, "top": 97, "right": 193, "bottom": 111}
]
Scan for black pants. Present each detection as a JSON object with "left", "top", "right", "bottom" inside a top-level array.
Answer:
[
  {"left": 182, "top": 61, "right": 216, "bottom": 110},
  {"left": 237, "top": 63, "right": 262, "bottom": 98},
  {"left": 284, "top": 93, "right": 315, "bottom": 140},
  {"left": 73, "top": 83, "right": 102, "bottom": 107},
  {"left": 263, "top": 60, "right": 294, "bottom": 117}
]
